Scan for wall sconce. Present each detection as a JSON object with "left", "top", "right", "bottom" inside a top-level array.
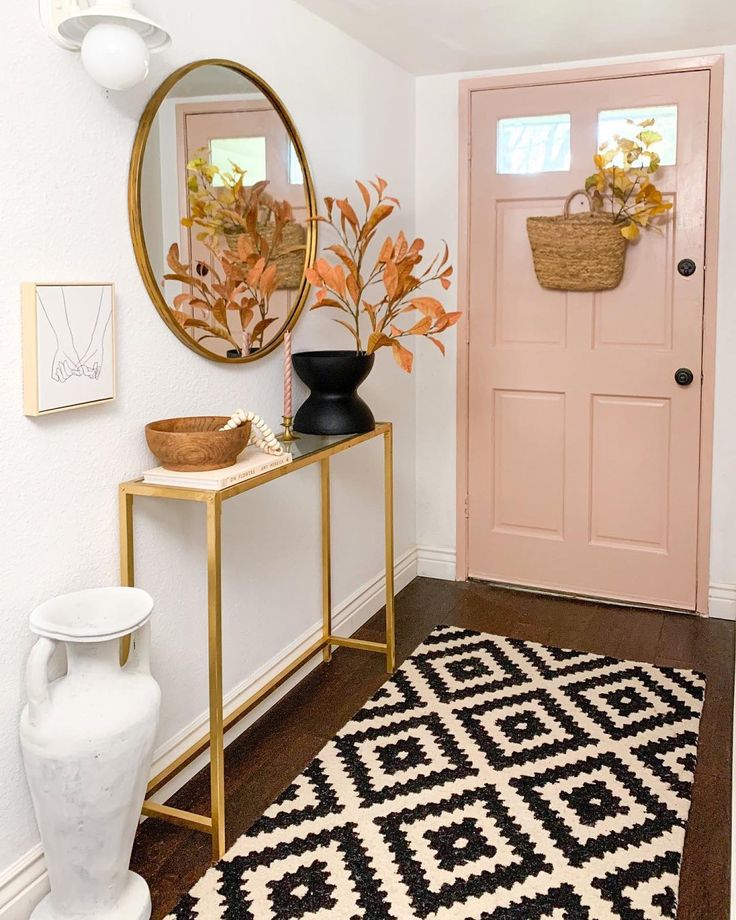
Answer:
[{"left": 39, "top": 0, "right": 170, "bottom": 91}]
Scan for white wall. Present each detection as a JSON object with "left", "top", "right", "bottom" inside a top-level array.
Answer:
[
  {"left": 414, "top": 47, "right": 736, "bottom": 610},
  {"left": 0, "top": 0, "right": 416, "bottom": 896}
]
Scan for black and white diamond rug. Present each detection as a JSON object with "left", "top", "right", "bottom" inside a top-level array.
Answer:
[{"left": 167, "top": 626, "right": 705, "bottom": 919}]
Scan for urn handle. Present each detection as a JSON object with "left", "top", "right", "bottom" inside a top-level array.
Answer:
[
  {"left": 125, "top": 621, "right": 152, "bottom": 675},
  {"left": 26, "top": 637, "right": 58, "bottom": 726}
]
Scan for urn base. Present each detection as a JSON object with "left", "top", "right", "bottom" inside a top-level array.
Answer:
[
  {"left": 31, "top": 869, "right": 151, "bottom": 920},
  {"left": 292, "top": 350, "right": 376, "bottom": 435}
]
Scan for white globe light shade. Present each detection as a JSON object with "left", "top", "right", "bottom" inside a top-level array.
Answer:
[{"left": 80, "top": 23, "right": 150, "bottom": 91}]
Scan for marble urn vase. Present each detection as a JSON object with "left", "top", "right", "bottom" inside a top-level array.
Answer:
[{"left": 20, "top": 587, "right": 161, "bottom": 920}]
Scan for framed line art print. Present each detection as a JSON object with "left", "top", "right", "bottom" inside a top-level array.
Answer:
[{"left": 22, "top": 282, "right": 116, "bottom": 416}]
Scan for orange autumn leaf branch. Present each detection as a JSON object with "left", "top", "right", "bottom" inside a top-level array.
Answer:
[{"left": 306, "top": 177, "right": 459, "bottom": 372}]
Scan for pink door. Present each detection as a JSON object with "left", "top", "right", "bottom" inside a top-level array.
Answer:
[{"left": 467, "top": 70, "right": 711, "bottom": 610}]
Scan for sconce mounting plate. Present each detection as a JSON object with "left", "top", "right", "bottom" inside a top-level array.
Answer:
[{"left": 39, "top": 0, "right": 79, "bottom": 50}]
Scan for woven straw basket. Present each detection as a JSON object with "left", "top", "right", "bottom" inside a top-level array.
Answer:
[
  {"left": 226, "top": 222, "right": 307, "bottom": 291},
  {"left": 527, "top": 189, "right": 628, "bottom": 292},
  {"left": 260, "top": 221, "right": 307, "bottom": 291}
]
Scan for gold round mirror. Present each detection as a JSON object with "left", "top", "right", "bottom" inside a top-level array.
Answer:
[{"left": 129, "top": 59, "right": 317, "bottom": 363}]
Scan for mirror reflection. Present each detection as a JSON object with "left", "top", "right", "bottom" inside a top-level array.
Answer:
[{"left": 134, "top": 61, "right": 315, "bottom": 362}]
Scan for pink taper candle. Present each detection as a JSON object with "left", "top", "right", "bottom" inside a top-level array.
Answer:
[{"left": 284, "top": 330, "right": 293, "bottom": 418}]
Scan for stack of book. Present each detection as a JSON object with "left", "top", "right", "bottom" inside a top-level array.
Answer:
[{"left": 142, "top": 447, "right": 292, "bottom": 490}]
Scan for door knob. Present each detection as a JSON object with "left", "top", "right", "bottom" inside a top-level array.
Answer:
[
  {"left": 674, "top": 368, "right": 694, "bottom": 386},
  {"left": 677, "top": 258, "right": 697, "bottom": 277}
]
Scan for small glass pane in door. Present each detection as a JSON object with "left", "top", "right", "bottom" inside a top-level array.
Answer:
[
  {"left": 209, "top": 136, "right": 267, "bottom": 185},
  {"left": 598, "top": 105, "right": 678, "bottom": 166},
  {"left": 497, "top": 113, "right": 571, "bottom": 174}
]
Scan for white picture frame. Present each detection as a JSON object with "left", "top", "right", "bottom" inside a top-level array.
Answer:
[{"left": 22, "top": 282, "right": 116, "bottom": 416}]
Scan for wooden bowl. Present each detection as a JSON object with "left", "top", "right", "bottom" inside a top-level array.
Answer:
[{"left": 145, "top": 417, "right": 251, "bottom": 472}]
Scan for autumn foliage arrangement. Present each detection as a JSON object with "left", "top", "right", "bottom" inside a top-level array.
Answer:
[
  {"left": 305, "top": 178, "right": 460, "bottom": 373},
  {"left": 585, "top": 118, "right": 673, "bottom": 240},
  {"left": 164, "top": 156, "right": 305, "bottom": 354}
]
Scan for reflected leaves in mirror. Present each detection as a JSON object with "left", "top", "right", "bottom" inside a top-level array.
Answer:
[{"left": 130, "top": 60, "right": 316, "bottom": 363}]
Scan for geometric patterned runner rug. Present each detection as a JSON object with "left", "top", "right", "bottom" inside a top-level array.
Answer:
[{"left": 167, "top": 625, "right": 705, "bottom": 920}]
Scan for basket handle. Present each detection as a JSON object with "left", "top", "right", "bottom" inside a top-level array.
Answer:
[{"left": 563, "top": 189, "right": 594, "bottom": 217}]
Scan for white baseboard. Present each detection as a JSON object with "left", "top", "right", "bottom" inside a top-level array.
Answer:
[
  {"left": 0, "top": 549, "right": 418, "bottom": 919},
  {"left": 417, "top": 545, "right": 457, "bottom": 581},
  {"left": 414, "top": 547, "right": 736, "bottom": 624},
  {"left": 0, "top": 848, "right": 46, "bottom": 920},
  {"left": 708, "top": 583, "right": 736, "bottom": 621}
]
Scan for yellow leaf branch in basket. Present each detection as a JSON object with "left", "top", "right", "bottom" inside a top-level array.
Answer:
[{"left": 584, "top": 117, "right": 673, "bottom": 239}]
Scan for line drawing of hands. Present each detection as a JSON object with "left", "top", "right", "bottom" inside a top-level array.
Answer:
[
  {"left": 38, "top": 287, "right": 83, "bottom": 382},
  {"left": 52, "top": 345, "right": 83, "bottom": 382},
  {"left": 38, "top": 286, "right": 111, "bottom": 383},
  {"left": 77, "top": 341, "right": 104, "bottom": 380},
  {"left": 77, "top": 288, "right": 112, "bottom": 380}
]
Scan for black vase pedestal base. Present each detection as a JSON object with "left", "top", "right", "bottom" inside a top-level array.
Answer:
[
  {"left": 295, "top": 394, "right": 375, "bottom": 436},
  {"left": 292, "top": 351, "right": 375, "bottom": 436}
]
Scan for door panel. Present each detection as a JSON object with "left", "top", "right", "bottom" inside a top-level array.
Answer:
[
  {"left": 495, "top": 201, "right": 568, "bottom": 346},
  {"left": 593, "top": 215, "right": 675, "bottom": 348},
  {"left": 467, "top": 70, "right": 710, "bottom": 609},
  {"left": 493, "top": 390, "right": 566, "bottom": 538},
  {"left": 589, "top": 396, "right": 670, "bottom": 551}
]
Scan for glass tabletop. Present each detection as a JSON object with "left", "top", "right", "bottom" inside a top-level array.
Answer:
[{"left": 277, "top": 429, "right": 380, "bottom": 462}]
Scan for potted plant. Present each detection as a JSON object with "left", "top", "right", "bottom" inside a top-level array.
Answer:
[{"left": 295, "top": 177, "right": 460, "bottom": 434}]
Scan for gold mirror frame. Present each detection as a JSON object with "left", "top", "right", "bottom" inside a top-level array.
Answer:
[{"left": 128, "top": 59, "right": 317, "bottom": 364}]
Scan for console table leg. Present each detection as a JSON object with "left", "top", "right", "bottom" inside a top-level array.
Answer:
[
  {"left": 384, "top": 428, "right": 396, "bottom": 674},
  {"left": 321, "top": 458, "right": 333, "bottom": 663},
  {"left": 119, "top": 488, "right": 135, "bottom": 665},
  {"left": 206, "top": 496, "right": 226, "bottom": 860}
]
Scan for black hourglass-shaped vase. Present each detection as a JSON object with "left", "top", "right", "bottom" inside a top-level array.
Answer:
[{"left": 292, "top": 351, "right": 375, "bottom": 435}]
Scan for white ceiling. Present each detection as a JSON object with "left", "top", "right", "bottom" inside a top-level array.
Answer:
[{"left": 293, "top": 0, "right": 736, "bottom": 75}]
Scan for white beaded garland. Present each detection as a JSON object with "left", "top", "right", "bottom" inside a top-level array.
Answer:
[{"left": 219, "top": 410, "right": 285, "bottom": 455}]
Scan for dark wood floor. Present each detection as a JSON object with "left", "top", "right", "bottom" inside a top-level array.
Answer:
[{"left": 132, "top": 577, "right": 734, "bottom": 919}]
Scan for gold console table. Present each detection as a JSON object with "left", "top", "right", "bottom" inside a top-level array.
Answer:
[{"left": 119, "top": 422, "right": 395, "bottom": 859}]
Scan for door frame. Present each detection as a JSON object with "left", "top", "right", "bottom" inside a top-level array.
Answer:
[{"left": 455, "top": 55, "right": 724, "bottom": 614}]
